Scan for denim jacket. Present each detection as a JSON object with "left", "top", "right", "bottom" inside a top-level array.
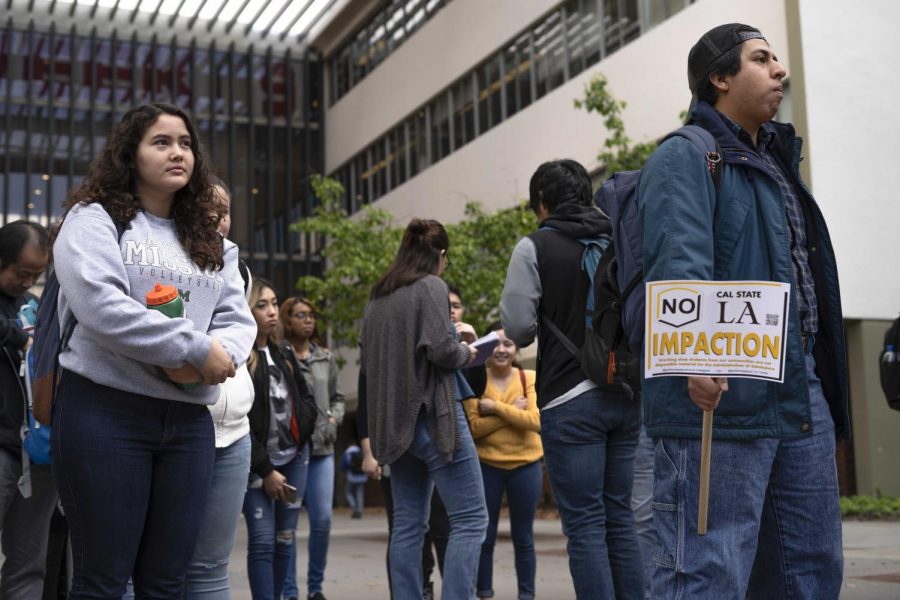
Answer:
[{"left": 638, "top": 101, "right": 849, "bottom": 441}]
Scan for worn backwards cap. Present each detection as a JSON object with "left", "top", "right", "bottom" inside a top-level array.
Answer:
[{"left": 688, "top": 23, "right": 766, "bottom": 95}]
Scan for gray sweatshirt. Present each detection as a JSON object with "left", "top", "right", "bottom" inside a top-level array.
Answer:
[{"left": 55, "top": 202, "right": 257, "bottom": 405}]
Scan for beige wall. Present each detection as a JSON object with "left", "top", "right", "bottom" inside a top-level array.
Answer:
[
  {"left": 323, "top": 0, "right": 560, "bottom": 170},
  {"left": 794, "top": 0, "right": 900, "bottom": 320},
  {"left": 323, "top": 0, "right": 789, "bottom": 222},
  {"left": 846, "top": 319, "right": 900, "bottom": 496}
]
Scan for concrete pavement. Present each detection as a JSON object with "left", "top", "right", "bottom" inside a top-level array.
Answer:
[{"left": 226, "top": 510, "right": 900, "bottom": 599}]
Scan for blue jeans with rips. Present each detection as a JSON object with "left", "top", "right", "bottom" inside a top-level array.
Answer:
[
  {"left": 540, "top": 388, "right": 643, "bottom": 600},
  {"left": 283, "top": 452, "right": 334, "bottom": 598},
  {"left": 243, "top": 447, "right": 309, "bottom": 600},
  {"left": 476, "top": 460, "right": 542, "bottom": 600},
  {"left": 389, "top": 403, "right": 488, "bottom": 600},
  {"left": 652, "top": 353, "right": 842, "bottom": 600},
  {"left": 184, "top": 433, "right": 252, "bottom": 599},
  {"left": 52, "top": 370, "right": 215, "bottom": 599}
]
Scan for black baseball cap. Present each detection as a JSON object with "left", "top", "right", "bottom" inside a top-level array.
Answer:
[{"left": 688, "top": 23, "right": 767, "bottom": 97}]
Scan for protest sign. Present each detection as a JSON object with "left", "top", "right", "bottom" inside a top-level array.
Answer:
[{"left": 644, "top": 280, "right": 791, "bottom": 382}]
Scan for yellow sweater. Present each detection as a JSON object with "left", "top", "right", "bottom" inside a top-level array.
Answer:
[{"left": 463, "top": 368, "right": 543, "bottom": 470}]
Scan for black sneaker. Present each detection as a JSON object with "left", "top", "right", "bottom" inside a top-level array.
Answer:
[
  {"left": 422, "top": 582, "right": 435, "bottom": 600},
  {"left": 308, "top": 594, "right": 327, "bottom": 600}
]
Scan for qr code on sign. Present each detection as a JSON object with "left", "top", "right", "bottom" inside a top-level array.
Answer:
[{"left": 766, "top": 314, "right": 779, "bottom": 326}]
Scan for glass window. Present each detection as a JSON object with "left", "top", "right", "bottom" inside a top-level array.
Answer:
[
  {"left": 327, "top": 0, "right": 450, "bottom": 105},
  {"left": 565, "top": 0, "right": 587, "bottom": 79},
  {"left": 647, "top": 0, "right": 687, "bottom": 27},
  {"left": 477, "top": 56, "right": 502, "bottom": 134},
  {"left": 395, "top": 125, "right": 408, "bottom": 185},
  {"left": 371, "top": 142, "right": 386, "bottom": 200},
  {"left": 452, "top": 77, "right": 475, "bottom": 150},
  {"left": 604, "top": 0, "right": 640, "bottom": 55},
  {"left": 429, "top": 95, "right": 450, "bottom": 163},
  {"left": 502, "top": 42, "right": 520, "bottom": 119},
  {"left": 533, "top": 10, "right": 565, "bottom": 99}
]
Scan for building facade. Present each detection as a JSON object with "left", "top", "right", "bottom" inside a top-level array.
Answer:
[
  {"left": 311, "top": 0, "right": 900, "bottom": 496},
  {"left": 2, "top": 3, "right": 325, "bottom": 294},
  {"left": 2, "top": 0, "right": 898, "bottom": 495}
]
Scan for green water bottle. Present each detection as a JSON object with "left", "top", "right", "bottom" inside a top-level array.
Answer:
[{"left": 146, "top": 283, "right": 196, "bottom": 389}]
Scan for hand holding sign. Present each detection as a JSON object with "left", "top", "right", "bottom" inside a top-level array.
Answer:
[
  {"left": 646, "top": 280, "right": 789, "bottom": 536},
  {"left": 688, "top": 376, "right": 728, "bottom": 411}
]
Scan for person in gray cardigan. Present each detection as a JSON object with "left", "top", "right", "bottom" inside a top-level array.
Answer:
[{"left": 359, "top": 218, "right": 487, "bottom": 600}]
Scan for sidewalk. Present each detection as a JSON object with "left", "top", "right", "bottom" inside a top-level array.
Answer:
[{"left": 227, "top": 510, "right": 900, "bottom": 599}]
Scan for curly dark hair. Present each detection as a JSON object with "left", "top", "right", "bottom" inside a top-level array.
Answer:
[{"left": 65, "top": 103, "right": 224, "bottom": 270}]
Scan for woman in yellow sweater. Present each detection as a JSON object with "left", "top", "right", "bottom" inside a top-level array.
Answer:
[{"left": 463, "top": 321, "right": 542, "bottom": 600}]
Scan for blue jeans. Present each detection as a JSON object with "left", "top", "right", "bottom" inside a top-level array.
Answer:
[
  {"left": 389, "top": 404, "right": 488, "bottom": 600},
  {"left": 185, "top": 433, "right": 251, "bottom": 599},
  {"left": 477, "top": 460, "right": 542, "bottom": 600},
  {"left": 0, "top": 455, "right": 58, "bottom": 599},
  {"left": 541, "top": 388, "right": 643, "bottom": 600},
  {"left": 283, "top": 453, "right": 334, "bottom": 597},
  {"left": 52, "top": 370, "right": 215, "bottom": 598},
  {"left": 652, "top": 353, "right": 842, "bottom": 599},
  {"left": 631, "top": 424, "right": 655, "bottom": 600},
  {"left": 243, "top": 448, "right": 309, "bottom": 600},
  {"left": 346, "top": 480, "right": 366, "bottom": 513}
]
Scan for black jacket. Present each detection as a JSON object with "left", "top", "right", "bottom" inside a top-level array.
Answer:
[
  {"left": 247, "top": 342, "right": 317, "bottom": 477},
  {"left": 0, "top": 292, "right": 33, "bottom": 455},
  {"left": 532, "top": 206, "right": 612, "bottom": 403}
]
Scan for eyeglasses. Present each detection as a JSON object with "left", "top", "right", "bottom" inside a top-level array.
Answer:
[{"left": 291, "top": 311, "right": 317, "bottom": 321}]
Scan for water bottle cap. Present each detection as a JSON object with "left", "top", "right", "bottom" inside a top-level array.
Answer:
[{"left": 146, "top": 283, "right": 179, "bottom": 306}]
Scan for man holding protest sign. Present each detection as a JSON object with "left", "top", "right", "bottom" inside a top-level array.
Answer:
[{"left": 638, "top": 23, "right": 849, "bottom": 599}]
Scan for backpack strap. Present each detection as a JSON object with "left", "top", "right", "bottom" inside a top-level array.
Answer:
[
  {"left": 619, "top": 125, "right": 723, "bottom": 303},
  {"left": 518, "top": 367, "right": 527, "bottom": 395},
  {"left": 664, "top": 125, "right": 723, "bottom": 190},
  {"left": 540, "top": 315, "right": 579, "bottom": 357}
]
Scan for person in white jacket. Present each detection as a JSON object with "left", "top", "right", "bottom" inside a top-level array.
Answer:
[{"left": 184, "top": 178, "right": 256, "bottom": 597}]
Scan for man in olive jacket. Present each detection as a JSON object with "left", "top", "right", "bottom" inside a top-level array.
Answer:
[{"left": 638, "top": 24, "right": 849, "bottom": 599}]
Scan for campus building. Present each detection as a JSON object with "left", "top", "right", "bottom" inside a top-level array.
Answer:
[
  {"left": 308, "top": 0, "right": 900, "bottom": 496},
  {"left": 3, "top": 0, "right": 329, "bottom": 293},
  {"left": 3, "top": 0, "right": 899, "bottom": 495}
]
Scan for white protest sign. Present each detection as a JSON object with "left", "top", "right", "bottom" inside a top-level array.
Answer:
[{"left": 644, "top": 280, "right": 791, "bottom": 382}]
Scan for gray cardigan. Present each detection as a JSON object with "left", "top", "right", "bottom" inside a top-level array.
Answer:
[{"left": 359, "top": 275, "right": 471, "bottom": 465}]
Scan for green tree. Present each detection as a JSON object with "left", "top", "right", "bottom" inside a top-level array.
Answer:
[
  {"left": 291, "top": 175, "right": 402, "bottom": 364},
  {"left": 291, "top": 175, "right": 536, "bottom": 365},
  {"left": 574, "top": 74, "right": 657, "bottom": 172},
  {"left": 444, "top": 202, "right": 537, "bottom": 335}
]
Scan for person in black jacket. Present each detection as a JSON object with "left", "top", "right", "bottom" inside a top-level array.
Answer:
[
  {"left": 242, "top": 278, "right": 316, "bottom": 600},
  {"left": 0, "top": 220, "right": 58, "bottom": 597},
  {"left": 500, "top": 161, "right": 643, "bottom": 599}
]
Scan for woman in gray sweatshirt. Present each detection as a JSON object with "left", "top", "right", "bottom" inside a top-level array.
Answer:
[
  {"left": 359, "top": 218, "right": 487, "bottom": 600},
  {"left": 51, "top": 103, "right": 257, "bottom": 597}
]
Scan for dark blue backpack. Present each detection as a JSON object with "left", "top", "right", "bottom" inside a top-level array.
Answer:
[
  {"left": 31, "top": 214, "right": 127, "bottom": 425},
  {"left": 594, "top": 125, "right": 722, "bottom": 357},
  {"left": 540, "top": 126, "right": 721, "bottom": 398}
]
